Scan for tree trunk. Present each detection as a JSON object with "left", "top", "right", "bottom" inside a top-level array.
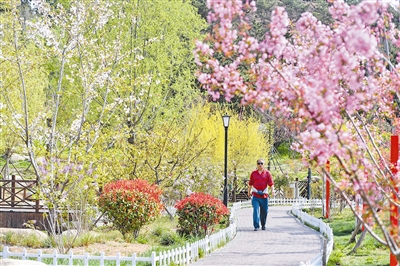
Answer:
[
  {"left": 348, "top": 219, "right": 362, "bottom": 245},
  {"left": 3, "top": 148, "right": 11, "bottom": 180},
  {"left": 350, "top": 229, "right": 367, "bottom": 254}
]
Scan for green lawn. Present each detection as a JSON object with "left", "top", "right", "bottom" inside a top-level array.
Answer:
[{"left": 321, "top": 208, "right": 390, "bottom": 266}]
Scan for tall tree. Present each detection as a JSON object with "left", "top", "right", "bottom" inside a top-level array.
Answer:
[{"left": 0, "top": 0, "right": 47, "bottom": 179}]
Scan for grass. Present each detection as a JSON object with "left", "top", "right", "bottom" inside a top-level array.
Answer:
[
  {"left": 2, "top": 199, "right": 391, "bottom": 265},
  {"left": 276, "top": 142, "right": 391, "bottom": 265},
  {"left": 0, "top": 214, "right": 226, "bottom": 266},
  {"left": 302, "top": 208, "right": 390, "bottom": 266},
  {"left": 0, "top": 214, "right": 215, "bottom": 255}
]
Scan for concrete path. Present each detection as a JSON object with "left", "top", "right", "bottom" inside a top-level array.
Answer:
[
  {"left": 190, "top": 206, "right": 322, "bottom": 266},
  {"left": 0, "top": 259, "right": 47, "bottom": 265}
]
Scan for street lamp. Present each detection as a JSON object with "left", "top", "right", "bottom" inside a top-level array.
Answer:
[
  {"left": 307, "top": 168, "right": 311, "bottom": 200},
  {"left": 222, "top": 114, "right": 230, "bottom": 207}
]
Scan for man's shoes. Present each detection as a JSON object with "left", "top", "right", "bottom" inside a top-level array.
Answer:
[
  {"left": 262, "top": 226, "right": 266, "bottom": 230},
  {"left": 254, "top": 228, "right": 258, "bottom": 231}
]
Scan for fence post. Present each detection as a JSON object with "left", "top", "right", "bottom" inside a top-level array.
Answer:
[
  {"left": 325, "top": 161, "right": 330, "bottom": 219},
  {"left": 206, "top": 235, "right": 210, "bottom": 254},
  {"left": 84, "top": 253, "right": 89, "bottom": 266},
  {"left": 186, "top": 243, "right": 190, "bottom": 264},
  {"left": 151, "top": 251, "right": 157, "bottom": 266},
  {"left": 100, "top": 252, "right": 105, "bottom": 266},
  {"left": 35, "top": 180, "right": 39, "bottom": 212},
  {"left": 52, "top": 249, "right": 58, "bottom": 266},
  {"left": 116, "top": 252, "right": 121, "bottom": 266},
  {"left": 68, "top": 250, "right": 73, "bottom": 266},
  {"left": 180, "top": 247, "right": 183, "bottom": 264},
  {"left": 22, "top": 248, "right": 27, "bottom": 260},
  {"left": 3, "top": 246, "right": 9, "bottom": 258},
  {"left": 38, "top": 250, "right": 42, "bottom": 262},
  {"left": 11, "top": 174, "right": 15, "bottom": 207},
  {"left": 322, "top": 238, "right": 327, "bottom": 266}
]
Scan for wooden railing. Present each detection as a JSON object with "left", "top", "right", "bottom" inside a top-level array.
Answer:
[{"left": 0, "top": 175, "right": 43, "bottom": 212}]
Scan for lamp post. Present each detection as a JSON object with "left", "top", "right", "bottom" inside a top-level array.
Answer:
[
  {"left": 307, "top": 168, "right": 311, "bottom": 200},
  {"left": 222, "top": 114, "right": 230, "bottom": 207}
]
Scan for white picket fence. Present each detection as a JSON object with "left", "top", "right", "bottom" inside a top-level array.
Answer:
[
  {"left": 290, "top": 199, "right": 334, "bottom": 266},
  {"left": 0, "top": 219, "right": 237, "bottom": 265},
  {"left": 1, "top": 247, "right": 157, "bottom": 265},
  {"left": 0, "top": 198, "right": 332, "bottom": 266}
]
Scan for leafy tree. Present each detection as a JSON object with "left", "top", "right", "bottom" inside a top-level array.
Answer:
[
  {"left": 93, "top": 102, "right": 220, "bottom": 209},
  {"left": 248, "top": 0, "right": 332, "bottom": 40},
  {"left": 78, "top": 0, "right": 209, "bottom": 189},
  {"left": 36, "top": 157, "right": 97, "bottom": 251},
  {"left": 191, "top": 0, "right": 208, "bottom": 21},
  {"left": 0, "top": 0, "right": 206, "bottom": 251},
  {"left": 111, "top": 101, "right": 273, "bottom": 206},
  {"left": 0, "top": 1, "right": 47, "bottom": 179}
]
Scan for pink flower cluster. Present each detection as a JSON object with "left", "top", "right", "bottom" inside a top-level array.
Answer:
[{"left": 195, "top": 0, "right": 398, "bottom": 167}]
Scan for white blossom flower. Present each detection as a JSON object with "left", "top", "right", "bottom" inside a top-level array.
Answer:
[
  {"left": 13, "top": 113, "right": 22, "bottom": 119},
  {"left": 70, "top": 119, "right": 81, "bottom": 132}
]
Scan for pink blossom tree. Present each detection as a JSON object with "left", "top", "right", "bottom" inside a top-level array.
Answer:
[{"left": 195, "top": 0, "right": 400, "bottom": 258}]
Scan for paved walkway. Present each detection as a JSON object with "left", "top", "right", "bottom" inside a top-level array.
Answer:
[{"left": 190, "top": 206, "right": 322, "bottom": 266}]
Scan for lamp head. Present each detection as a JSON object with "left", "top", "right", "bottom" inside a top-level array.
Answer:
[{"left": 222, "top": 114, "right": 230, "bottom": 128}]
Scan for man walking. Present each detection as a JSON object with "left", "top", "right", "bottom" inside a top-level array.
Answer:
[{"left": 248, "top": 158, "right": 275, "bottom": 231}]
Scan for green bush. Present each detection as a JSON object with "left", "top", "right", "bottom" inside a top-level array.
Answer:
[
  {"left": 74, "top": 232, "right": 97, "bottom": 247},
  {"left": 159, "top": 232, "right": 181, "bottom": 246},
  {"left": 152, "top": 226, "right": 164, "bottom": 237},
  {"left": 175, "top": 192, "right": 229, "bottom": 237},
  {"left": 98, "top": 179, "right": 163, "bottom": 239},
  {"left": 44, "top": 236, "right": 56, "bottom": 248},
  {"left": 198, "top": 248, "right": 205, "bottom": 258},
  {"left": 21, "top": 234, "right": 44, "bottom": 248}
]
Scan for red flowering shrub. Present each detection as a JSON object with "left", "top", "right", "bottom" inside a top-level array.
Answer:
[
  {"left": 175, "top": 192, "right": 230, "bottom": 237},
  {"left": 98, "top": 179, "right": 163, "bottom": 238}
]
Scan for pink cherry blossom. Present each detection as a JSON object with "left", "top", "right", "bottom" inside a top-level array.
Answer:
[{"left": 195, "top": 0, "right": 400, "bottom": 253}]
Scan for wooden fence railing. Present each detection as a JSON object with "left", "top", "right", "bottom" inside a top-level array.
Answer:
[{"left": 0, "top": 175, "right": 43, "bottom": 212}]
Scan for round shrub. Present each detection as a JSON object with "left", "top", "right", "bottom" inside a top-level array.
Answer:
[
  {"left": 98, "top": 179, "right": 163, "bottom": 238},
  {"left": 175, "top": 192, "right": 229, "bottom": 237}
]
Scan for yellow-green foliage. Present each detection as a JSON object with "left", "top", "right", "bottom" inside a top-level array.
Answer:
[
  {"left": 0, "top": 4, "right": 47, "bottom": 154},
  {"left": 229, "top": 116, "right": 271, "bottom": 168},
  {"left": 194, "top": 104, "right": 271, "bottom": 185},
  {"left": 191, "top": 103, "right": 271, "bottom": 168},
  {"left": 0, "top": 0, "right": 273, "bottom": 214},
  {"left": 183, "top": 103, "right": 272, "bottom": 193},
  {"left": 98, "top": 101, "right": 273, "bottom": 203}
]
